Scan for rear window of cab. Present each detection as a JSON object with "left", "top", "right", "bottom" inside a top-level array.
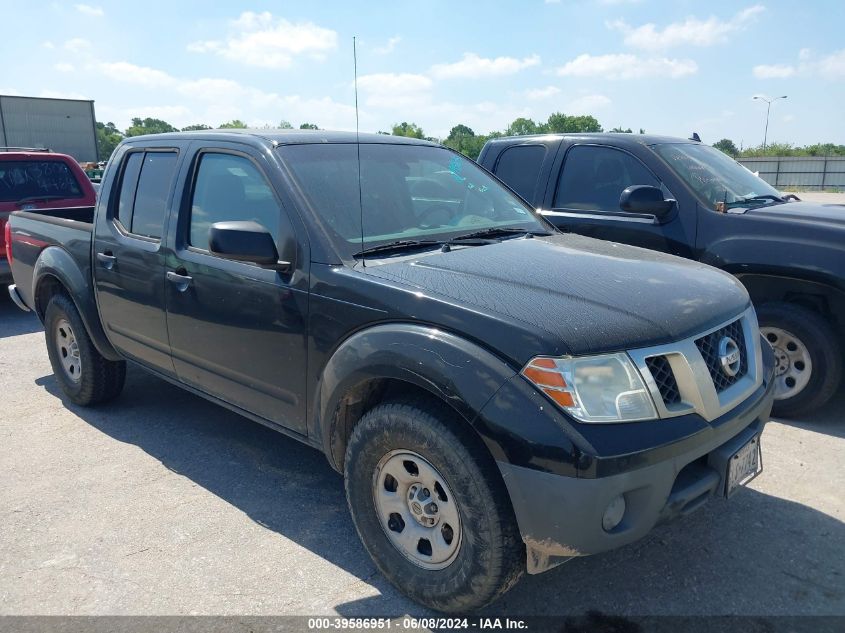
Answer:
[{"left": 0, "top": 159, "right": 84, "bottom": 203}]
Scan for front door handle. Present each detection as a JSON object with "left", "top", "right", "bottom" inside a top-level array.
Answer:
[
  {"left": 166, "top": 270, "right": 192, "bottom": 292},
  {"left": 96, "top": 252, "right": 116, "bottom": 270}
]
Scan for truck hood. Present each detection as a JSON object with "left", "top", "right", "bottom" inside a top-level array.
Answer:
[
  {"left": 363, "top": 233, "right": 750, "bottom": 356},
  {"left": 745, "top": 201, "right": 845, "bottom": 228}
]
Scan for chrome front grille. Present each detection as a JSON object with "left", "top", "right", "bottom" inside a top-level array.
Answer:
[
  {"left": 628, "top": 307, "right": 763, "bottom": 422},
  {"left": 695, "top": 319, "right": 747, "bottom": 392}
]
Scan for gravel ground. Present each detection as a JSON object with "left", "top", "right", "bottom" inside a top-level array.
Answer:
[{"left": 0, "top": 293, "right": 842, "bottom": 617}]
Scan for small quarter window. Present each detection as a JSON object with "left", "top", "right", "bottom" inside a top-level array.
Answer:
[{"left": 115, "top": 150, "right": 178, "bottom": 239}]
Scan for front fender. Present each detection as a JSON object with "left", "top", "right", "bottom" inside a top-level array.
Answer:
[
  {"left": 315, "top": 323, "right": 518, "bottom": 470},
  {"left": 33, "top": 247, "right": 120, "bottom": 361}
]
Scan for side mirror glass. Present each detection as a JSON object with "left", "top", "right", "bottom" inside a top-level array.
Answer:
[
  {"left": 209, "top": 220, "right": 290, "bottom": 270},
  {"left": 619, "top": 185, "right": 675, "bottom": 219}
]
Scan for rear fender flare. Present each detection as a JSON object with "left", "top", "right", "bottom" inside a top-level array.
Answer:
[{"left": 32, "top": 247, "right": 121, "bottom": 361}]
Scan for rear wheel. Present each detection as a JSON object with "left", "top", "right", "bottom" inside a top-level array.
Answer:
[
  {"left": 344, "top": 399, "right": 524, "bottom": 612},
  {"left": 757, "top": 302, "right": 841, "bottom": 417},
  {"left": 44, "top": 293, "right": 126, "bottom": 406}
]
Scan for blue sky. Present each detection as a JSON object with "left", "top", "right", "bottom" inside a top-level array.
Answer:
[{"left": 3, "top": 1, "right": 844, "bottom": 145}]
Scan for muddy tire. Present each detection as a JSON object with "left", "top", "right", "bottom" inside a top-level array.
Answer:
[{"left": 344, "top": 398, "right": 524, "bottom": 612}]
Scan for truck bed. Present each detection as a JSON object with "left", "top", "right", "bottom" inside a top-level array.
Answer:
[{"left": 7, "top": 206, "right": 95, "bottom": 312}]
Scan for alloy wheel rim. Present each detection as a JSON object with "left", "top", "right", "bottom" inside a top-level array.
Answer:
[
  {"left": 54, "top": 318, "right": 82, "bottom": 383},
  {"left": 761, "top": 326, "right": 812, "bottom": 400},
  {"left": 372, "top": 449, "right": 462, "bottom": 570}
]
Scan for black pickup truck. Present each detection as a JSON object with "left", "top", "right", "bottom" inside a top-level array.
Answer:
[
  {"left": 7, "top": 130, "right": 774, "bottom": 612},
  {"left": 479, "top": 134, "right": 844, "bottom": 416}
]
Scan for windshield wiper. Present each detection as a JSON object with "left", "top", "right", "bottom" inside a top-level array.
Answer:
[
  {"left": 451, "top": 226, "right": 552, "bottom": 242},
  {"left": 353, "top": 239, "right": 442, "bottom": 258},
  {"left": 724, "top": 194, "right": 785, "bottom": 210}
]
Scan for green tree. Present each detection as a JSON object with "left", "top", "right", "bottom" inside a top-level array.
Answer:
[
  {"left": 545, "top": 112, "right": 602, "bottom": 133},
  {"left": 713, "top": 138, "right": 739, "bottom": 157},
  {"left": 96, "top": 121, "right": 123, "bottom": 161},
  {"left": 218, "top": 119, "right": 248, "bottom": 129},
  {"left": 278, "top": 120, "right": 293, "bottom": 129},
  {"left": 442, "top": 124, "right": 488, "bottom": 160},
  {"left": 506, "top": 117, "right": 542, "bottom": 136},
  {"left": 181, "top": 124, "right": 212, "bottom": 131},
  {"left": 125, "top": 117, "right": 178, "bottom": 137},
  {"left": 610, "top": 127, "right": 633, "bottom": 133},
  {"left": 391, "top": 121, "right": 425, "bottom": 139},
  {"left": 299, "top": 123, "right": 319, "bottom": 129}
]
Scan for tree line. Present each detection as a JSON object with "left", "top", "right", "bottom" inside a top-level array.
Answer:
[
  {"left": 96, "top": 114, "right": 844, "bottom": 163},
  {"left": 96, "top": 118, "right": 319, "bottom": 160},
  {"left": 712, "top": 138, "right": 845, "bottom": 158}
]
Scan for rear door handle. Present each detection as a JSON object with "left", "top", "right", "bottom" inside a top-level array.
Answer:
[
  {"left": 166, "top": 270, "right": 192, "bottom": 292},
  {"left": 96, "top": 252, "right": 116, "bottom": 270}
]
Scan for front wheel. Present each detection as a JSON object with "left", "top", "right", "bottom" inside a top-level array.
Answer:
[
  {"left": 344, "top": 399, "right": 524, "bottom": 612},
  {"left": 757, "top": 302, "right": 842, "bottom": 418}
]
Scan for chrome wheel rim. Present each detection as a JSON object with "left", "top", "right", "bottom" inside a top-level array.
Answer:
[
  {"left": 372, "top": 450, "right": 462, "bottom": 570},
  {"left": 761, "top": 326, "right": 812, "bottom": 400},
  {"left": 54, "top": 318, "right": 82, "bottom": 383}
]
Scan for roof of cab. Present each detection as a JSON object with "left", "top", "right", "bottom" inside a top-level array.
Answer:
[
  {"left": 486, "top": 132, "right": 698, "bottom": 148},
  {"left": 122, "top": 129, "right": 440, "bottom": 147}
]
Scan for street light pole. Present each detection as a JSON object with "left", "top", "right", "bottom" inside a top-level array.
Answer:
[{"left": 753, "top": 95, "right": 788, "bottom": 149}]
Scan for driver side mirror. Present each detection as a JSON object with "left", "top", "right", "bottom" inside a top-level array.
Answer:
[
  {"left": 209, "top": 220, "right": 292, "bottom": 272},
  {"left": 619, "top": 185, "right": 675, "bottom": 219}
]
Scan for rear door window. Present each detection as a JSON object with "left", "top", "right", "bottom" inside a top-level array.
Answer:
[
  {"left": 114, "top": 151, "right": 178, "bottom": 240},
  {"left": 0, "top": 160, "right": 84, "bottom": 203},
  {"left": 493, "top": 145, "right": 546, "bottom": 203},
  {"left": 554, "top": 145, "right": 659, "bottom": 212}
]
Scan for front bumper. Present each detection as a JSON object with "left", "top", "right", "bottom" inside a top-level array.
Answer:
[{"left": 497, "top": 362, "right": 775, "bottom": 574}]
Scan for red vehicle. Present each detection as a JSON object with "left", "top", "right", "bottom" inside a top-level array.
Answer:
[{"left": 1, "top": 148, "right": 97, "bottom": 284}]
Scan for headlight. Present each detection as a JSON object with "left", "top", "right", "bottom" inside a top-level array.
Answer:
[{"left": 521, "top": 353, "right": 657, "bottom": 423}]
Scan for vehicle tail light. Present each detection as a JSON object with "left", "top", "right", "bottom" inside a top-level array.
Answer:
[{"left": 3, "top": 219, "right": 11, "bottom": 263}]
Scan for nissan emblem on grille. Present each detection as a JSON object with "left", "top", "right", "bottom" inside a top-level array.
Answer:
[{"left": 719, "top": 336, "right": 741, "bottom": 377}]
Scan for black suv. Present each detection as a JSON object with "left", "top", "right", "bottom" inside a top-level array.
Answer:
[{"left": 479, "top": 133, "right": 844, "bottom": 416}]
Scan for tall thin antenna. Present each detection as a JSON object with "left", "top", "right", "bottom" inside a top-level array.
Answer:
[{"left": 353, "top": 36, "right": 365, "bottom": 266}]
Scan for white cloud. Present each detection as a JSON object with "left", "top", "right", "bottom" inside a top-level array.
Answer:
[
  {"left": 818, "top": 49, "right": 845, "bottom": 79},
  {"left": 54, "top": 63, "right": 75, "bottom": 73},
  {"left": 556, "top": 53, "right": 697, "bottom": 79},
  {"left": 38, "top": 90, "right": 90, "bottom": 100},
  {"left": 187, "top": 11, "right": 337, "bottom": 69},
  {"left": 74, "top": 4, "right": 103, "bottom": 17},
  {"left": 373, "top": 36, "right": 401, "bottom": 55},
  {"left": 524, "top": 85, "right": 561, "bottom": 100},
  {"left": 430, "top": 53, "right": 540, "bottom": 79},
  {"left": 99, "top": 62, "right": 176, "bottom": 87},
  {"left": 356, "top": 73, "right": 433, "bottom": 108},
  {"left": 545, "top": 0, "right": 561, "bottom": 4},
  {"left": 609, "top": 5, "right": 765, "bottom": 51},
  {"left": 567, "top": 94, "right": 612, "bottom": 113},
  {"left": 43, "top": 41, "right": 55, "bottom": 49},
  {"left": 63, "top": 38, "right": 92, "bottom": 53},
  {"left": 752, "top": 64, "right": 795, "bottom": 79},
  {"left": 751, "top": 48, "right": 845, "bottom": 81}
]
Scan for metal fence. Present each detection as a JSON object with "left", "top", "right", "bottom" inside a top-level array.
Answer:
[{"left": 738, "top": 156, "right": 845, "bottom": 191}]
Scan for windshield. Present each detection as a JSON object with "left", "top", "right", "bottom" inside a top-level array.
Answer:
[
  {"left": 652, "top": 143, "right": 782, "bottom": 210},
  {"left": 278, "top": 143, "right": 547, "bottom": 259},
  {"left": 0, "top": 159, "right": 84, "bottom": 203}
]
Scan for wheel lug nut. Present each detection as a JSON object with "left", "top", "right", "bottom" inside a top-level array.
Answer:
[
  {"left": 426, "top": 502, "right": 438, "bottom": 514},
  {"left": 422, "top": 488, "right": 430, "bottom": 498}
]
